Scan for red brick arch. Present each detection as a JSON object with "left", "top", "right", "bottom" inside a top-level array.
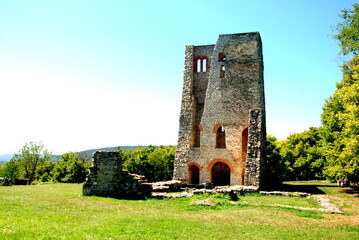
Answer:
[
  {"left": 206, "top": 159, "right": 234, "bottom": 172},
  {"left": 188, "top": 162, "right": 202, "bottom": 171},
  {"left": 212, "top": 123, "right": 223, "bottom": 133}
]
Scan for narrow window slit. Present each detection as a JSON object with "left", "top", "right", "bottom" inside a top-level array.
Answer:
[
  {"left": 202, "top": 58, "right": 207, "bottom": 72},
  {"left": 197, "top": 59, "right": 201, "bottom": 73},
  {"left": 220, "top": 65, "right": 225, "bottom": 78}
]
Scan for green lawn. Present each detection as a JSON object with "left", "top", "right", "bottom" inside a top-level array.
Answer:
[{"left": 0, "top": 183, "right": 358, "bottom": 239}]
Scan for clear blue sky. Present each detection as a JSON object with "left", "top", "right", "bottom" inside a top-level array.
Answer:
[{"left": 0, "top": 0, "right": 357, "bottom": 154}]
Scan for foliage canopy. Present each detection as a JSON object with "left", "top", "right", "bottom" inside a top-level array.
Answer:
[
  {"left": 321, "top": 55, "right": 359, "bottom": 182},
  {"left": 334, "top": 3, "right": 359, "bottom": 56},
  {"left": 11, "top": 142, "right": 52, "bottom": 183},
  {"left": 279, "top": 127, "right": 326, "bottom": 181},
  {"left": 52, "top": 152, "right": 89, "bottom": 183},
  {"left": 119, "top": 145, "right": 175, "bottom": 182}
]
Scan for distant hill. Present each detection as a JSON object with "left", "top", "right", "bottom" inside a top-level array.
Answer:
[
  {"left": 75, "top": 146, "right": 142, "bottom": 162},
  {"left": 0, "top": 146, "right": 152, "bottom": 163}
]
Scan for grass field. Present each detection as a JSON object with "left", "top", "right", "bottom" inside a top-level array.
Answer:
[{"left": 0, "top": 183, "right": 358, "bottom": 239}]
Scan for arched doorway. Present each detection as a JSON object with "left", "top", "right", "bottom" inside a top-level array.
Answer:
[
  {"left": 189, "top": 165, "right": 200, "bottom": 184},
  {"left": 211, "top": 162, "right": 230, "bottom": 186}
]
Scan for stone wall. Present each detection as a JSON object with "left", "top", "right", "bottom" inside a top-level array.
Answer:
[
  {"left": 82, "top": 151, "right": 151, "bottom": 199},
  {"left": 173, "top": 33, "right": 266, "bottom": 187},
  {"left": 172, "top": 45, "right": 195, "bottom": 182},
  {"left": 244, "top": 109, "right": 266, "bottom": 187}
]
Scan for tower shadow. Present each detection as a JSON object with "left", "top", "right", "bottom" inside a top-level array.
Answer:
[{"left": 264, "top": 183, "right": 327, "bottom": 194}]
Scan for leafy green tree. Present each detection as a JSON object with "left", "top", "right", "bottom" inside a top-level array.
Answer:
[
  {"left": 320, "top": 3, "right": 359, "bottom": 183},
  {"left": 147, "top": 146, "right": 175, "bottom": 182},
  {"left": 279, "top": 127, "right": 325, "bottom": 180},
  {"left": 265, "top": 135, "right": 287, "bottom": 183},
  {"left": 333, "top": 3, "right": 359, "bottom": 56},
  {"left": 12, "top": 142, "right": 52, "bottom": 183},
  {"left": 120, "top": 145, "right": 176, "bottom": 182},
  {"left": 116, "top": 147, "right": 132, "bottom": 166},
  {"left": 52, "top": 152, "right": 88, "bottom": 183},
  {"left": 122, "top": 146, "right": 156, "bottom": 181},
  {"left": 36, "top": 161, "right": 55, "bottom": 182},
  {"left": 321, "top": 55, "right": 359, "bottom": 183},
  {"left": 0, "top": 159, "right": 19, "bottom": 181}
]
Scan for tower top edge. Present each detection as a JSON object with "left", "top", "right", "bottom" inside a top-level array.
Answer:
[
  {"left": 186, "top": 44, "right": 215, "bottom": 48},
  {"left": 218, "top": 32, "right": 261, "bottom": 37},
  {"left": 185, "top": 32, "right": 261, "bottom": 48}
]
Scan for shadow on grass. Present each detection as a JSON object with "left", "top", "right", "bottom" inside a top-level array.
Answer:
[
  {"left": 263, "top": 183, "right": 327, "bottom": 194},
  {"left": 339, "top": 186, "right": 359, "bottom": 197}
]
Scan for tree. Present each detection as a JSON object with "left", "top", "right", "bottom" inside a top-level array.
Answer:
[
  {"left": 52, "top": 152, "right": 88, "bottom": 183},
  {"left": 321, "top": 55, "right": 359, "bottom": 183},
  {"left": 0, "top": 159, "right": 19, "bottom": 182},
  {"left": 147, "top": 146, "right": 175, "bottom": 182},
  {"left": 279, "top": 127, "right": 326, "bottom": 180},
  {"left": 12, "top": 142, "right": 52, "bottom": 183},
  {"left": 77, "top": 151, "right": 93, "bottom": 162},
  {"left": 333, "top": 3, "right": 359, "bottom": 56},
  {"left": 320, "top": 3, "right": 359, "bottom": 183},
  {"left": 265, "top": 135, "right": 287, "bottom": 183},
  {"left": 122, "top": 146, "right": 156, "bottom": 181},
  {"left": 120, "top": 145, "right": 176, "bottom": 182},
  {"left": 36, "top": 161, "right": 55, "bottom": 182}
]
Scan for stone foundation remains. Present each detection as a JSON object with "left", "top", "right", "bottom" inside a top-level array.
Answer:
[{"left": 82, "top": 151, "right": 151, "bottom": 199}]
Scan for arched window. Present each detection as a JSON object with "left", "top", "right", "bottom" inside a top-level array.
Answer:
[
  {"left": 194, "top": 56, "right": 208, "bottom": 73},
  {"left": 197, "top": 59, "right": 201, "bottom": 73},
  {"left": 215, "top": 125, "right": 226, "bottom": 148},
  {"left": 202, "top": 58, "right": 207, "bottom": 72}
]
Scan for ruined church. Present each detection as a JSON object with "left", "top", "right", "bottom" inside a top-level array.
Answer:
[{"left": 173, "top": 32, "right": 266, "bottom": 187}]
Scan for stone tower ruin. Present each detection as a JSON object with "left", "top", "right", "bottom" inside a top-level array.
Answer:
[{"left": 173, "top": 32, "right": 266, "bottom": 187}]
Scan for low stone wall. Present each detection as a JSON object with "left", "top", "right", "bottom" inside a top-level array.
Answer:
[
  {"left": 151, "top": 185, "right": 259, "bottom": 199},
  {"left": 150, "top": 180, "right": 182, "bottom": 192},
  {"left": 82, "top": 151, "right": 152, "bottom": 199},
  {"left": 316, "top": 195, "right": 343, "bottom": 214},
  {"left": 260, "top": 191, "right": 311, "bottom": 198}
]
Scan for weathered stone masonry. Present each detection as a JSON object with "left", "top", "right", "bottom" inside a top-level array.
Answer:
[
  {"left": 83, "top": 151, "right": 151, "bottom": 199},
  {"left": 173, "top": 32, "right": 266, "bottom": 187}
]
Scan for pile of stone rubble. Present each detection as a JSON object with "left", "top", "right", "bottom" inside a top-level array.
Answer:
[
  {"left": 260, "top": 191, "right": 311, "bottom": 198},
  {"left": 150, "top": 184, "right": 259, "bottom": 199},
  {"left": 150, "top": 180, "right": 182, "bottom": 192}
]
